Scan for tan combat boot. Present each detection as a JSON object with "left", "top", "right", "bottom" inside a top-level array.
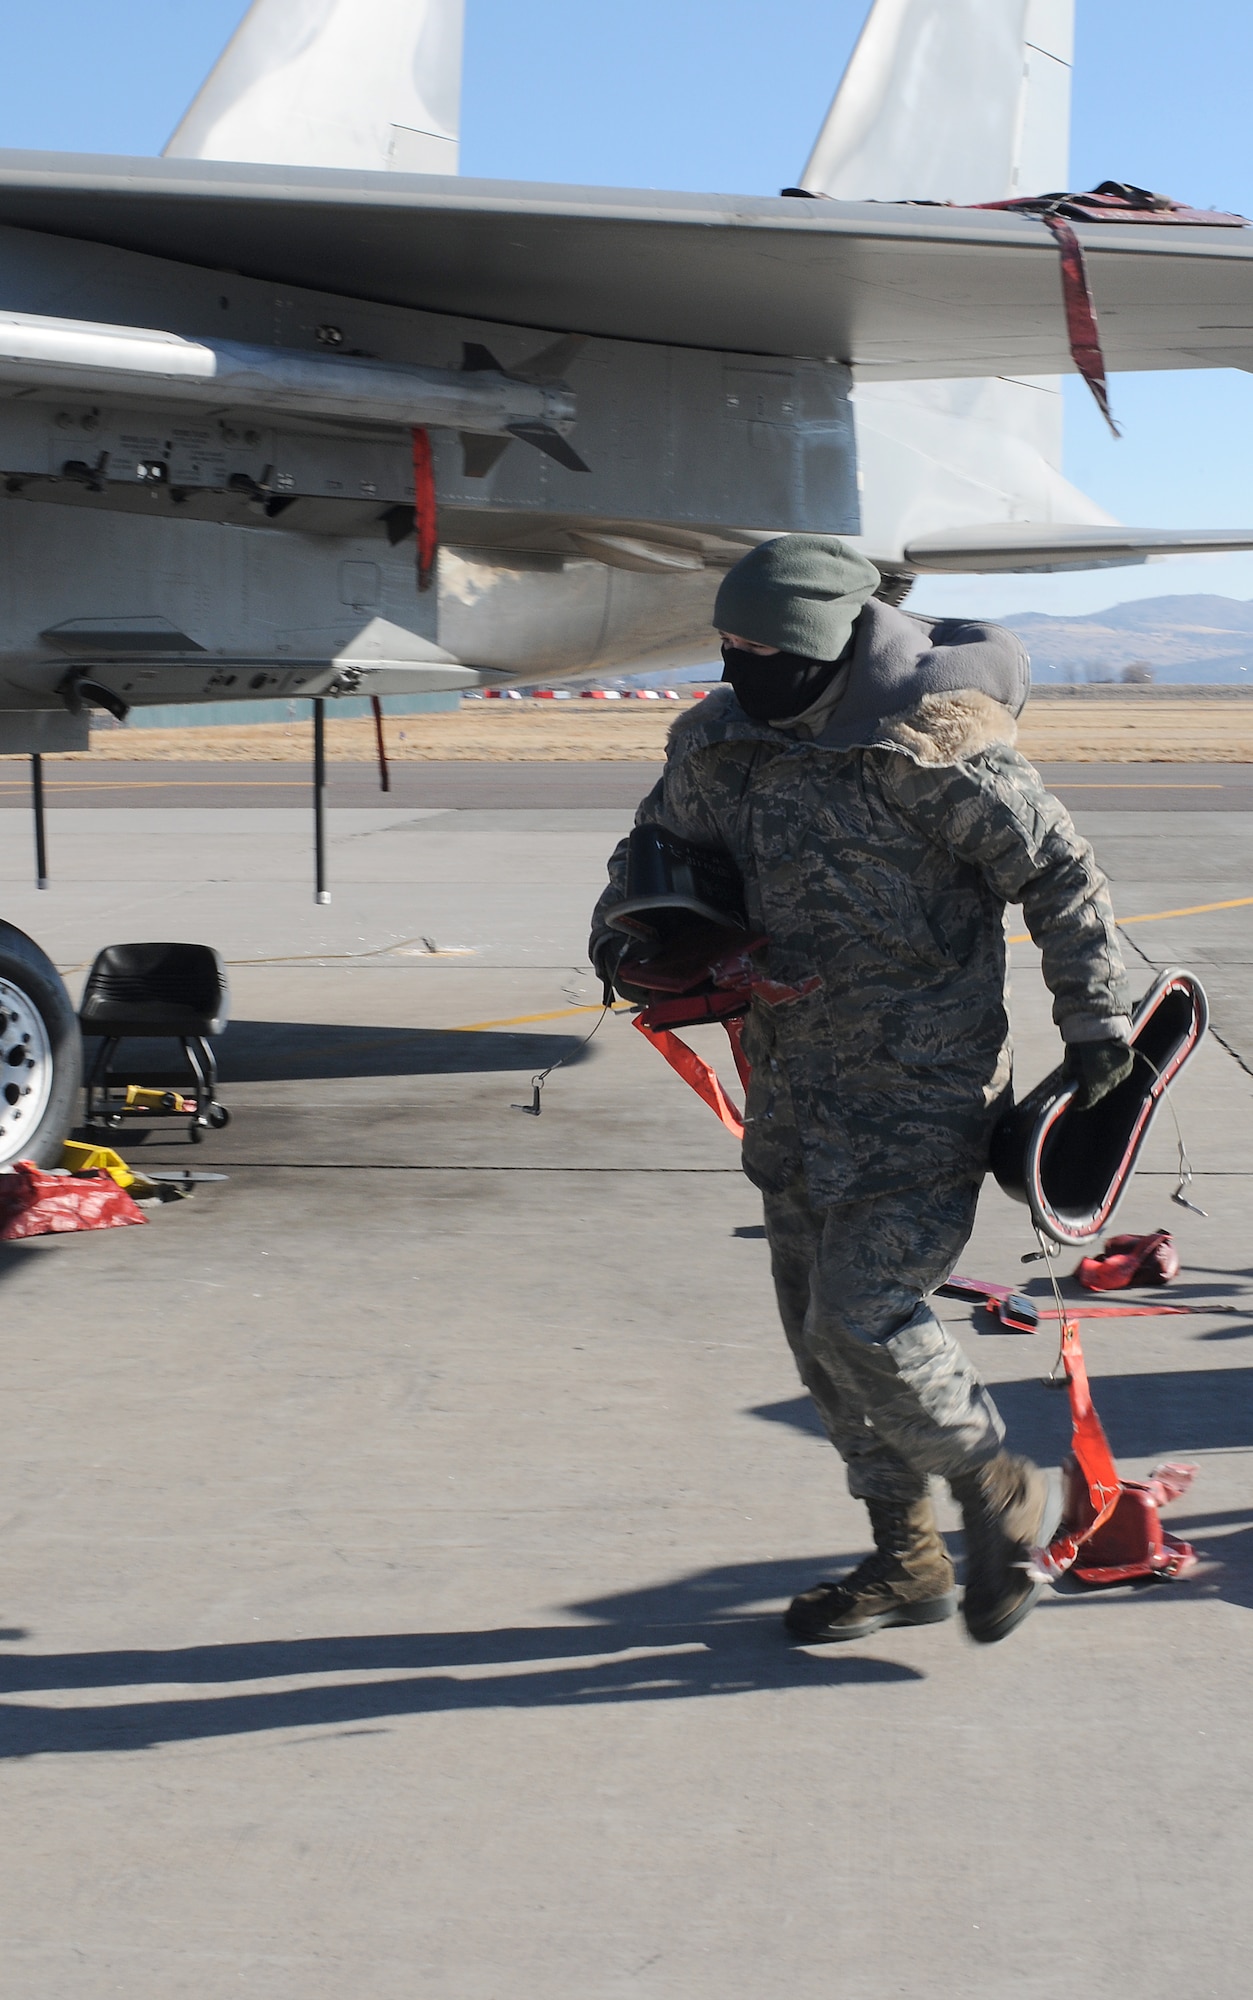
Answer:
[
  {"left": 949, "top": 1451, "right": 1052, "bottom": 1645},
  {"left": 784, "top": 1495, "right": 957, "bottom": 1643}
]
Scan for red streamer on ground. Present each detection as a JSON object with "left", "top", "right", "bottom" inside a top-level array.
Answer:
[{"left": 1042, "top": 1320, "right": 1124, "bottom": 1575}]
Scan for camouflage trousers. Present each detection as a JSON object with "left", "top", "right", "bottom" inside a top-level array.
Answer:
[{"left": 763, "top": 1172, "right": 1005, "bottom": 1504}]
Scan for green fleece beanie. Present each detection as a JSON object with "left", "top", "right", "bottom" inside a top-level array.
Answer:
[{"left": 713, "top": 535, "right": 881, "bottom": 661}]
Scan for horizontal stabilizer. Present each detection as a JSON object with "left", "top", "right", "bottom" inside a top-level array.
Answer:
[{"left": 903, "top": 523, "right": 1253, "bottom": 573}]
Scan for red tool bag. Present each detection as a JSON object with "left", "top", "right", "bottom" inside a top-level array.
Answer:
[
  {"left": 1076, "top": 1229, "right": 1180, "bottom": 1291},
  {"left": 1030, "top": 1318, "right": 1196, "bottom": 1587},
  {"left": 0, "top": 1160, "right": 147, "bottom": 1240}
]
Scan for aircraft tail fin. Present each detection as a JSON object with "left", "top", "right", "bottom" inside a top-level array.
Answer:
[
  {"left": 163, "top": 0, "right": 465, "bottom": 175},
  {"left": 801, "top": 0, "right": 1073, "bottom": 204},
  {"left": 797, "top": 3, "right": 1110, "bottom": 570}
]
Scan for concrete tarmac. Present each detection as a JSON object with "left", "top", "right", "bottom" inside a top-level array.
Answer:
[
  {"left": 2, "top": 756, "right": 1253, "bottom": 811},
  {"left": 0, "top": 781, "right": 1249, "bottom": 1999}
]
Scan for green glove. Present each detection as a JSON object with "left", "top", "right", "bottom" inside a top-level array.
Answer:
[{"left": 1065, "top": 1038, "right": 1135, "bottom": 1109}]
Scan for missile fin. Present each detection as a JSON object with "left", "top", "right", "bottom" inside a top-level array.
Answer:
[
  {"left": 462, "top": 341, "right": 504, "bottom": 373},
  {"left": 506, "top": 423, "right": 590, "bottom": 473},
  {"left": 512, "top": 334, "right": 587, "bottom": 385}
]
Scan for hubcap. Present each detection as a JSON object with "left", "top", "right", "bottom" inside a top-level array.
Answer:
[{"left": 0, "top": 976, "right": 54, "bottom": 1166}]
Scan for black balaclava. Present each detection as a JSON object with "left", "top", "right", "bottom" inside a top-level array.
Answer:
[{"left": 720, "top": 642, "right": 849, "bottom": 724}]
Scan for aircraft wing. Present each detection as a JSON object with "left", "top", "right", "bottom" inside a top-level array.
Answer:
[{"left": 0, "top": 153, "right": 1250, "bottom": 382}]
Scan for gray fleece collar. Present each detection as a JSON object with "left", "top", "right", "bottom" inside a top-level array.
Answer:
[
  {"left": 689, "top": 602, "right": 1029, "bottom": 756},
  {"left": 813, "top": 601, "right": 1029, "bottom": 747}
]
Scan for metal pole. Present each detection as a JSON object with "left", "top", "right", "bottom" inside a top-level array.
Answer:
[
  {"left": 313, "top": 698, "right": 330, "bottom": 905},
  {"left": 31, "top": 753, "right": 48, "bottom": 889},
  {"left": 370, "top": 693, "right": 391, "bottom": 793}
]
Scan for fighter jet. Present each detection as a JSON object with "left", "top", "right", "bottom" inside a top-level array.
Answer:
[
  {"left": 6, "top": 0, "right": 1253, "bottom": 1171},
  {"left": 0, "top": 0, "right": 1252, "bottom": 757}
]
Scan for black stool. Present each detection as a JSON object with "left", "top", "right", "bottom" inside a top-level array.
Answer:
[{"left": 80, "top": 943, "right": 231, "bottom": 1143}]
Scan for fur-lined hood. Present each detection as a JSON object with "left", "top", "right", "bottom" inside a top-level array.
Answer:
[{"left": 675, "top": 600, "right": 1027, "bottom": 767}]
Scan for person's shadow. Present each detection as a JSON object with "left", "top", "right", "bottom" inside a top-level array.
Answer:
[{"left": 0, "top": 1556, "right": 923, "bottom": 1760}]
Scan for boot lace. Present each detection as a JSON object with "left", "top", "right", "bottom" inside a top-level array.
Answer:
[{"left": 837, "top": 1547, "right": 896, "bottom": 1596}]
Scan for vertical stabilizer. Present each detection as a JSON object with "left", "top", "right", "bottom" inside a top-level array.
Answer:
[
  {"left": 802, "top": 0, "right": 1073, "bottom": 203},
  {"left": 798, "top": 1, "right": 1110, "bottom": 567},
  {"left": 164, "top": 0, "right": 465, "bottom": 175}
]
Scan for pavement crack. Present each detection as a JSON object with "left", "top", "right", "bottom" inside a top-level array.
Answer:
[
  {"left": 1207, "top": 1025, "right": 1253, "bottom": 1081},
  {"left": 1119, "top": 926, "right": 1253, "bottom": 1078}
]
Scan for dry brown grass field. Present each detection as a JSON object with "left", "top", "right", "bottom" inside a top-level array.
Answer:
[{"left": 34, "top": 688, "right": 1253, "bottom": 765}]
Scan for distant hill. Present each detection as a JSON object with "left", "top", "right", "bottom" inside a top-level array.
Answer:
[
  {"left": 997, "top": 593, "right": 1253, "bottom": 683},
  {"left": 622, "top": 591, "right": 1253, "bottom": 690}
]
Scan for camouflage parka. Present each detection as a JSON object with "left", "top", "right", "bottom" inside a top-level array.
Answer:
[{"left": 591, "top": 602, "right": 1130, "bottom": 1206}]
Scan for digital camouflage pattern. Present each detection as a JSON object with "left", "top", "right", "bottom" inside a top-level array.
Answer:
[
  {"left": 763, "top": 1166, "right": 1003, "bottom": 1502},
  {"left": 592, "top": 611, "right": 1129, "bottom": 1499},
  {"left": 592, "top": 679, "right": 1130, "bottom": 1207}
]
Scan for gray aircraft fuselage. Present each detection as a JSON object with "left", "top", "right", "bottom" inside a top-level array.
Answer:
[{"left": 0, "top": 221, "right": 857, "bottom": 750}]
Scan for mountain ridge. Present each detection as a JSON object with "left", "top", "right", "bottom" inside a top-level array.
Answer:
[
  {"left": 974, "top": 592, "right": 1253, "bottom": 682},
  {"left": 629, "top": 592, "right": 1253, "bottom": 688}
]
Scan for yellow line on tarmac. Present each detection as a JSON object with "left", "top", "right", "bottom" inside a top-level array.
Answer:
[
  {"left": 453, "top": 897, "right": 1253, "bottom": 1031},
  {"left": 0, "top": 777, "right": 310, "bottom": 790},
  {"left": 1118, "top": 894, "right": 1253, "bottom": 923},
  {"left": 455, "top": 1003, "right": 630, "bottom": 1032},
  {"left": 1008, "top": 893, "right": 1253, "bottom": 945},
  {"left": 1050, "top": 783, "right": 1222, "bottom": 790}
]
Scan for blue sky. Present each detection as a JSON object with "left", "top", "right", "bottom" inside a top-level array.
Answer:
[{"left": 0, "top": 0, "right": 1251, "bottom": 619}]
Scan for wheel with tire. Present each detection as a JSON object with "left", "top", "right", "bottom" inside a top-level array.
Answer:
[
  {"left": 207, "top": 1103, "right": 230, "bottom": 1130},
  {"left": 0, "top": 921, "right": 82, "bottom": 1169}
]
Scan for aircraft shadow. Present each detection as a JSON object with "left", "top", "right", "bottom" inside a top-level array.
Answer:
[
  {"left": 83, "top": 1020, "right": 591, "bottom": 1084},
  {"left": 0, "top": 1557, "right": 922, "bottom": 1760}
]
